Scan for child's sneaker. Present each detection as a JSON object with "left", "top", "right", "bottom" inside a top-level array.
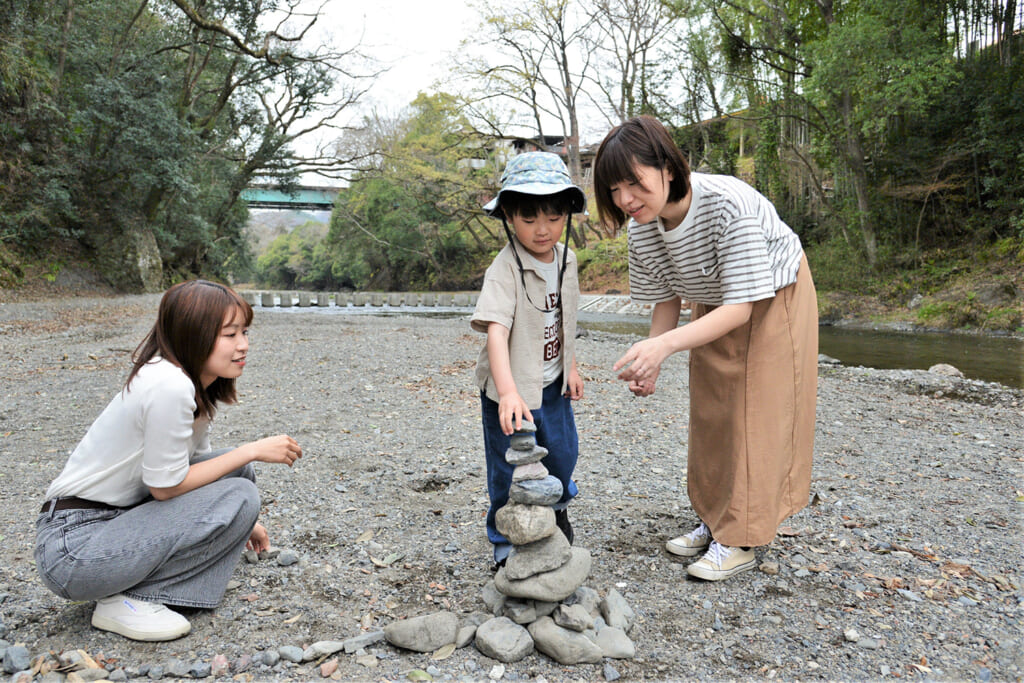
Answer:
[
  {"left": 665, "top": 521, "right": 712, "bottom": 557},
  {"left": 91, "top": 593, "right": 191, "bottom": 641},
  {"left": 686, "top": 541, "right": 756, "bottom": 581},
  {"left": 555, "top": 508, "right": 574, "bottom": 545}
]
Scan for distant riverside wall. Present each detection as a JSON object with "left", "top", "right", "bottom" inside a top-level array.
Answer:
[{"left": 239, "top": 291, "right": 655, "bottom": 317}]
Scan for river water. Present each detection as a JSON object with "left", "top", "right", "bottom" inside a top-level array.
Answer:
[{"left": 265, "top": 306, "right": 1023, "bottom": 389}]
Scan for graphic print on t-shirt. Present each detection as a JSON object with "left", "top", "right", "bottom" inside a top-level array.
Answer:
[{"left": 543, "top": 292, "right": 561, "bottom": 361}]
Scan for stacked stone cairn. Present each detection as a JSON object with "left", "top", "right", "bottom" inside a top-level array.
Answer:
[{"left": 384, "top": 421, "right": 638, "bottom": 670}]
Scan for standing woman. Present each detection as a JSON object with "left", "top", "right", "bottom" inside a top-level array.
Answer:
[
  {"left": 593, "top": 116, "right": 817, "bottom": 581},
  {"left": 36, "top": 280, "right": 302, "bottom": 640}
]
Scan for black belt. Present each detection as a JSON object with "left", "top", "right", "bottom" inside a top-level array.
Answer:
[{"left": 41, "top": 497, "right": 125, "bottom": 513}]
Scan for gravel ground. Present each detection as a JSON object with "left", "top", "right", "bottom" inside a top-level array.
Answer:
[{"left": 0, "top": 295, "right": 1021, "bottom": 682}]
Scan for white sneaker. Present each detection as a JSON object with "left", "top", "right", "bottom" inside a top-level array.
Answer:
[
  {"left": 665, "top": 521, "right": 712, "bottom": 557},
  {"left": 91, "top": 593, "right": 191, "bottom": 641},
  {"left": 686, "top": 541, "right": 756, "bottom": 581}
]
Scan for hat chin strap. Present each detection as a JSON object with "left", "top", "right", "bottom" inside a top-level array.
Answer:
[{"left": 500, "top": 214, "right": 572, "bottom": 314}]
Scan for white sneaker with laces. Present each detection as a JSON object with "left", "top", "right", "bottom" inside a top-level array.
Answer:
[
  {"left": 686, "top": 541, "right": 756, "bottom": 581},
  {"left": 665, "top": 521, "right": 712, "bottom": 557},
  {"left": 91, "top": 593, "right": 191, "bottom": 641}
]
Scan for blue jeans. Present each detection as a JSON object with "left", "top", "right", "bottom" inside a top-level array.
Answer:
[
  {"left": 481, "top": 377, "right": 579, "bottom": 562},
  {"left": 35, "top": 449, "right": 259, "bottom": 609}
]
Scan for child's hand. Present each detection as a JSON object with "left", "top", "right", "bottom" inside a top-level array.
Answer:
[
  {"left": 246, "top": 522, "right": 270, "bottom": 553},
  {"left": 565, "top": 367, "right": 584, "bottom": 400},
  {"left": 498, "top": 392, "right": 533, "bottom": 436}
]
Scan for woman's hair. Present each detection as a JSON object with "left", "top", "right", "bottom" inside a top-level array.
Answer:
[
  {"left": 593, "top": 115, "right": 691, "bottom": 228},
  {"left": 128, "top": 279, "right": 253, "bottom": 419},
  {"left": 499, "top": 188, "right": 579, "bottom": 219}
]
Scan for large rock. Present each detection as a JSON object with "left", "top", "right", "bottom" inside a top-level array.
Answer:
[
  {"left": 495, "top": 547, "right": 591, "bottom": 602},
  {"left": 528, "top": 616, "right": 603, "bottom": 665},
  {"left": 505, "top": 531, "right": 572, "bottom": 580},
  {"left": 509, "top": 475, "right": 563, "bottom": 506},
  {"left": 495, "top": 503, "right": 556, "bottom": 545},
  {"left": 474, "top": 617, "right": 534, "bottom": 663},
  {"left": 384, "top": 611, "right": 458, "bottom": 652},
  {"left": 595, "top": 627, "right": 636, "bottom": 659}
]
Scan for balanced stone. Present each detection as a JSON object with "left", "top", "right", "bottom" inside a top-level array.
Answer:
[
  {"left": 564, "top": 586, "right": 602, "bottom": 617},
  {"left": 475, "top": 617, "right": 534, "bottom": 663},
  {"left": 495, "top": 547, "right": 592, "bottom": 602},
  {"left": 505, "top": 444, "right": 548, "bottom": 466},
  {"left": 383, "top": 611, "right": 458, "bottom": 653},
  {"left": 509, "top": 421, "right": 537, "bottom": 450},
  {"left": 512, "top": 461, "right": 549, "bottom": 482},
  {"left": 553, "top": 603, "right": 594, "bottom": 632},
  {"left": 504, "top": 530, "right": 572, "bottom": 580},
  {"left": 509, "top": 475, "right": 563, "bottom": 506},
  {"left": 528, "top": 616, "right": 603, "bottom": 665},
  {"left": 495, "top": 503, "right": 556, "bottom": 545},
  {"left": 502, "top": 599, "right": 538, "bottom": 625}
]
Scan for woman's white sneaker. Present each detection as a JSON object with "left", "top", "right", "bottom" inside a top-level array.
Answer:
[
  {"left": 665, "top": 521, "right": 712, "bottom": 557},
  {"left": 686, "top": 541, "right": 756, "bottom": 581},
  {"left": 91, "top": 593, "right": 191, "bottom": 641}
]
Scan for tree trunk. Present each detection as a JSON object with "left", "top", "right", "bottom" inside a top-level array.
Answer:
[{"left": 839, "top": 91, "right": 877, "bottom": 267}]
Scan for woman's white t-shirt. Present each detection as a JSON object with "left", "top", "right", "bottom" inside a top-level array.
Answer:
[{"left": 44, "top": 359, "right": 212, "bottom": 507}]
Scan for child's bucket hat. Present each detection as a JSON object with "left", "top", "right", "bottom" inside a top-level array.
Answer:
[{"left": 483, "top": 152, "right": 586, "bottom": 216}]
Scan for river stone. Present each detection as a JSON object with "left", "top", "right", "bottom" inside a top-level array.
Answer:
[
  {"left": 600, "top": 588, "right": 636, "bottom": 632},
  {"left": 474, "top": 617, "right": 534, "bottom": 663},
  {"left": 509, "top": 422, "right": 537, "bottom": 450},
  {"left": 595, "top": 627, "right": 636, "bottom": 659},
  {"left": 553, "top": 603, "right": 594, "bottom": 632},
  {"left": 384, "top": 611, "right": 458, "bottom": 652},
  {"left": 564, "top": 585, "right": 602, "bottom": 617},
  {"left": 502, "top": 600, "right": 537, "bottom": 625},
  {"left": 482, "top": 580, "right": 507, "bottom": 615},
  {"left": 343, "top": 630, "right": 386, "bottom": 653},
  {"left": 495, "top": 547, "right": 591, "bottom": 602},
  {"left": 495, "top": 503, "right": 556, "bottom": 545},
  {"left": 527, "top": 616, "right": 603, "bottom": 665},
  {"left": 512, "top": 461, "right": 549, "bottom": 482},
  {"left": 509, "top": 475, "right": 563, "bottom": 506},
  {"left": 505, "top": 444, "right": 548, "bottom": 466},
  {"left": 929, "top": 363, "right": 964, "bottom": 377},
  {"left": 505, "top": 531, "right": 573, "bottom": 580},
  {"left": 302, "top": 640, "right": 346, "bottom": 661}
]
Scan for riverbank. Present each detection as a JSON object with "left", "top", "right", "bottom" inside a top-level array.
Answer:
[{"left": 0, "top": 296, "right": 1021, "bottom": 681}]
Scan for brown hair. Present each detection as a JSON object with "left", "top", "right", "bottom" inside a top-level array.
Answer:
[
  {"left": 593, "top": 115, "right": 691, "bottom": 229},
  {"left": 128, "top": 280, "right": 253, "bottom": 419}
]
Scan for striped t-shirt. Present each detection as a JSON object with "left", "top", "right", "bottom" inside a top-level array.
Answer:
[{"left": 628, "top": 173, "right": 803, "bottom": 306}]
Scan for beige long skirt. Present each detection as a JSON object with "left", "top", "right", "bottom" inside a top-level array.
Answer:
[{"left": 687, "top": 255, "right": 817, "bottom": 547}]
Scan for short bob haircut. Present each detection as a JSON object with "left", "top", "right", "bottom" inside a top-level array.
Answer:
[
  {"left": 593, "top": 115, "right": 691, "bottom": 229},
  {"left": 128, "top": 279, "right": 253, "bottom": 419}
]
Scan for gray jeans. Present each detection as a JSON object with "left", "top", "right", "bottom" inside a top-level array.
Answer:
[{"left": 35, "top": 450, "right": 259, "bottom": 609}]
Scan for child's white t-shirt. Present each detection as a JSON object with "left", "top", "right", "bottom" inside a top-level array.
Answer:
[
  {"left": 44, "top": 358, "right": 212, "bottom": 507},
  {"left": 524, "top": 249, "right": 563, "bottom": 386}
]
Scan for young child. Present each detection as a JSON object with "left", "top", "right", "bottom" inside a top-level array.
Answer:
[
  {"left": 593, "top": 116, "right": 817, "bottom": 581},
  {"left": 36, "top": 280, "right": 302, "bottom": 640},
  {"left": 471, "top": 152, "right": 587, "bottom": 568}
]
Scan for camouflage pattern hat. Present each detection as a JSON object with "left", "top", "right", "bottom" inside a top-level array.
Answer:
[{"left": 483, "top": 152, "right": 586, "bottom": 217}]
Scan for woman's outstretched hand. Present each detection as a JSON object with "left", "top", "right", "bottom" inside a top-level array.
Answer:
[
  {"left": 613, "top": 337, "right": 670, "bottom": 385},
  {"left": 247, "top": 435, "right": 302, "bottom": 466}
]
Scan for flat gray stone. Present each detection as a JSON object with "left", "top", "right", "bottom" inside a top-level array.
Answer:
[
  {"left": 506, "top": 444, "right": 548, "bottom": 465},
  {"left": 474, "top": 617, "right": 534, "bottom": 663},
  {"left": 384, "top": 611, "right": 458, "bottom": 653},
  {"left": 502, "top": 600, "right": 538, "bottom": 625},
  {"left": 495, "top": 547, "right": 591, "bottom": 602},
  {"left": 528, "top": 616, "right": 603, "bottom": 665},
  {"left": 595, "top": 627, "right": 635, "bottom": 659},
  {"left": 495, "top": 503, "right": 556, "bottom": 545},
  {"left": 600, "top": 588, "right": 636, "bottom": 632},
  {"left": 509, "top": 475, "right": 563, "bottom": 506},
  {"left": 512, "top": 461, "right": 549, "bottom": 482},
  {"left": 343, "top": 630, "right": 386, "bottom": 654},
  {"left": 553, "top": 603, "right": 594, "bottom": 632},
  {"left": 564, "top": 585, "right": 602, "bottom": 617},
  {"left": 505, "top": 530, "right": 572, "bottom": 580}
]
